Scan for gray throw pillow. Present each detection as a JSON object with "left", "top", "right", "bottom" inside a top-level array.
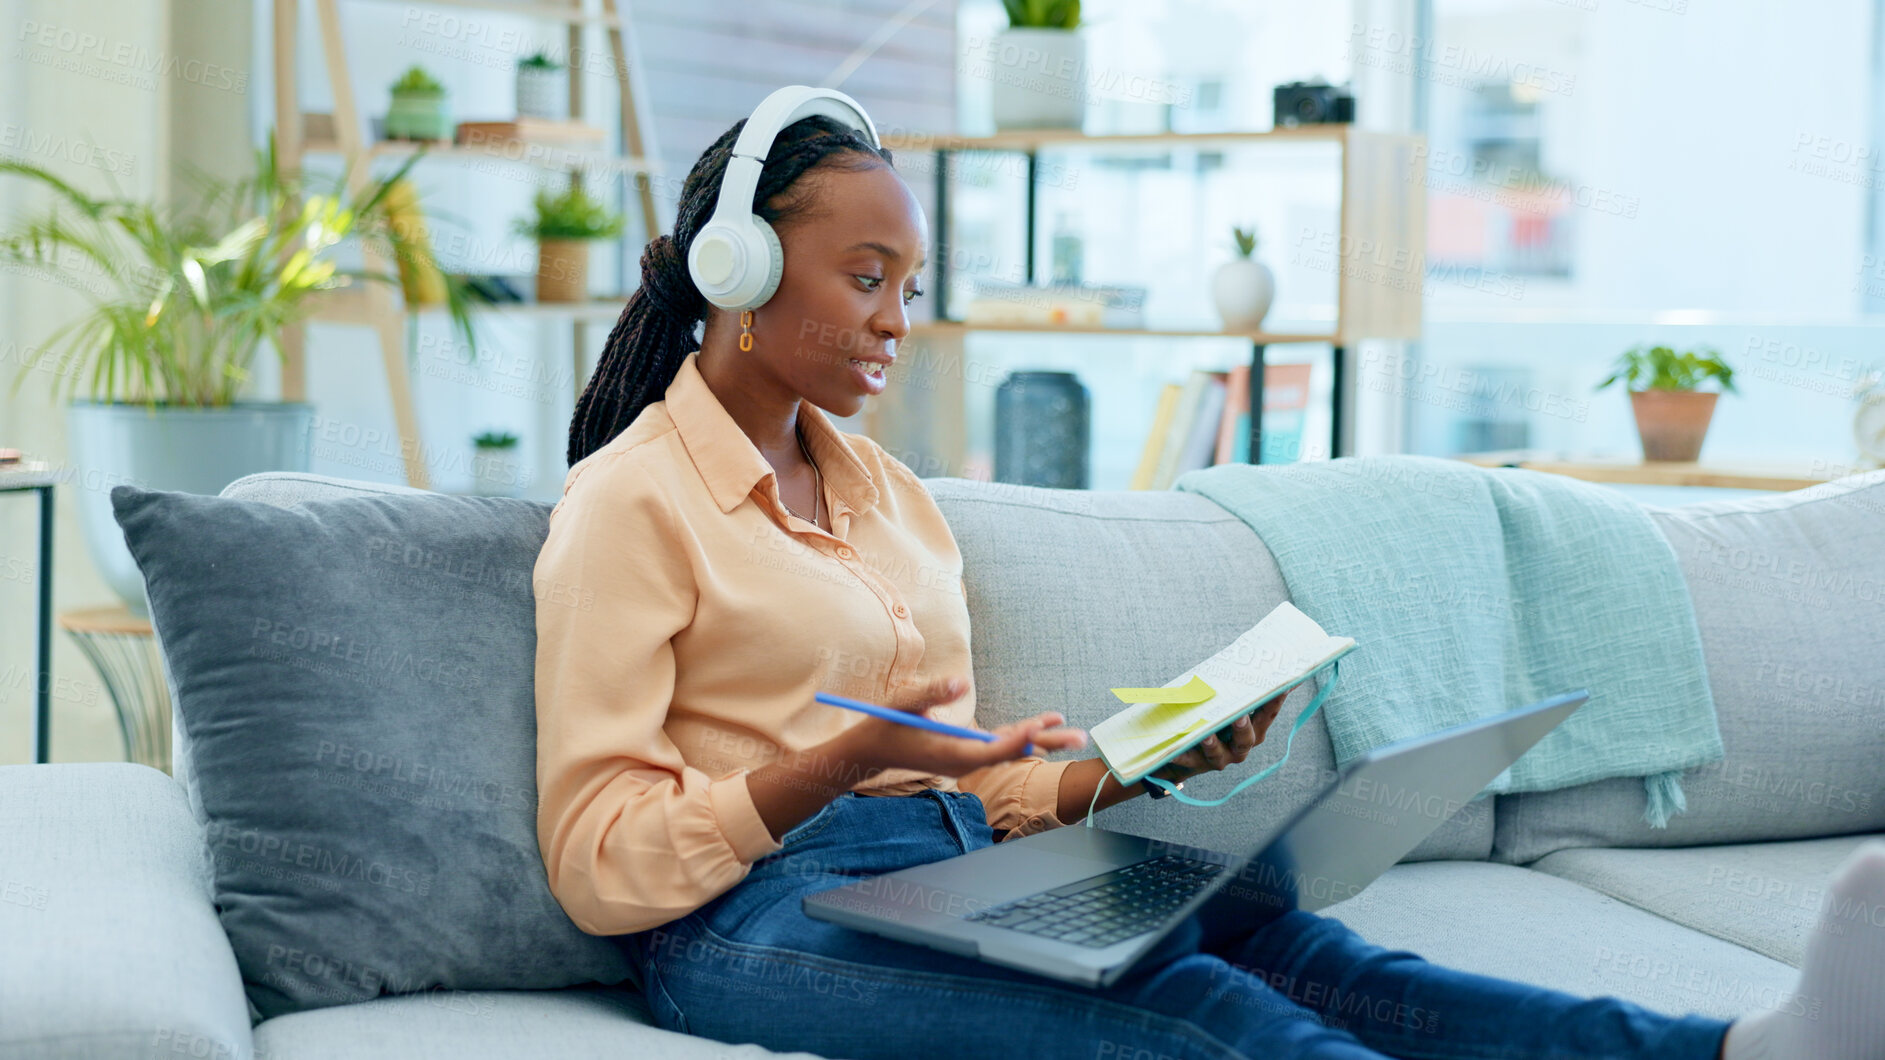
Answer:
[
  {"left": 110, "top": 485, "right": 631, "bottom": 1020},
  {"left": 1492, "top": 471, "right": 1885, "bottom": 863}
]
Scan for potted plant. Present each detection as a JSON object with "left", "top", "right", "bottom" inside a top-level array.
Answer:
[
  {"left": 386, "top": 65, "right": 452, "bottom": 142},
  {"left": 1596, "top": 344, "right": 1738, "bottom": 462},
  {"left": 471, "top": 430, "right": 523, "bottom": 497},
  {"left": 515, "top": 52, "right": 567, "bottom": 121},
  {"left": 1210, "top": 224, "right": 1275, "bottom": 331},
  {"left": 513, "top": 182, "right": 624, "bottom": 303},
  {"left": 988, "top": 0, "right": 1085, "bottom": 131},
  {"left": 0, "top": 135, "right": 481, "bottom": 615}
]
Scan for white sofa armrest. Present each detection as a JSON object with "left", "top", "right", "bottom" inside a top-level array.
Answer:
[{"left": 0, "top": 763, "right": 253, "bottom": 1060}]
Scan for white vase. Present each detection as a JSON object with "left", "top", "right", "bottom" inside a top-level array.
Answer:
[
  {"left": 1210, "top": 258, "right": 1276, "bottom": 331},
  {"left": 472, "top": 447, "right": 524, "bottom": 497},
  {"left": 515, "top": 66, "right": 566, "bottom": 120},
  {"left": 987, "top": 27, "right": 1087, "bottom": 131}
]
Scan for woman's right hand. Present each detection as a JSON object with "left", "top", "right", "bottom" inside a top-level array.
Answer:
[{"left": 836, "top": 675, "right": 1088, "bottom": 779}]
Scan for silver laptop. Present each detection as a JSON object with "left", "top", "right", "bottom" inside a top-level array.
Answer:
[{"left": 803, "top": 690, "right": 1588, "bottom": 988}]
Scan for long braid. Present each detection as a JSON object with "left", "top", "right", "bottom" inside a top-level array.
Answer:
[{"left": 566, "top": 114, "right": 895, "bottom": 467}]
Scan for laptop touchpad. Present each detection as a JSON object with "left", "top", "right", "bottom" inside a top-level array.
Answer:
[{"left": 886, "top": 846, "right": 1088, "bottom": 910}]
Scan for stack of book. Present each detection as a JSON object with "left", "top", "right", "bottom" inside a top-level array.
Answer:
[
  {"left": 1130, "top": 362, "right": 1313, "bottom": 489},
  {"left": 961, "top": 279, "right": 1148, "bottom": 329}
]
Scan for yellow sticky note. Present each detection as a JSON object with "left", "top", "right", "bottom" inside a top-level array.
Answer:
[{"left": 1109, "top": 673, "right": 1216, "bottom": 706}]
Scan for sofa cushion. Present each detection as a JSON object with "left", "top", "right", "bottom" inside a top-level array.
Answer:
[
  {"left": 166, "top": 472, "right": 434, "bottom": 821},
  {"left": 253, "top": 984, "right": 824, "bottom": 1060},
  {"left": 1324, "top": 860, "right": 1805, "bottom": 1022},
  {"left": 110, "top": 484, "right": 631, "bottom": 1021},
  {"left": 1494, "top": 470, "right": 1885, "bottom": 863},
  {"left": 0, "top": 763, "right": 253, "bottom": 1058},
  {"left": 926, "top": 480, "right": 1494, "bottom": 862},
  {"left": 1531, "top": 835, "right": 1882, "bottom": 968}
]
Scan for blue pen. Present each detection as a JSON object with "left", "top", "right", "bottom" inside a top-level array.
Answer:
[{"left": 814, "top": 691, "right": 1033, "bottom": 756}]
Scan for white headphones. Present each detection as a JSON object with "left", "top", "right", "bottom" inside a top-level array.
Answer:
[{"left": 685, "top": 85, "right": 883, "bottom": 312}]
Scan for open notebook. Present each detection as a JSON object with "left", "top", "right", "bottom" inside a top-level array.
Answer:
[{"left": 1091, "top": 602, "right": 1356, "bottom": 785}]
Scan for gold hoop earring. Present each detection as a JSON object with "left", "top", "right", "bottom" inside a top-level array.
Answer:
[{"left": 739, "top": 310, "right": 754, "bottom": 352}]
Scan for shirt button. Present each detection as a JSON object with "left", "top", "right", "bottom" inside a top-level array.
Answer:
[
  {"left": 837, "top": 546, "right": 853, "bottom": 559},
  {"left": 893, "top": 603, "right": 909, "bottom": 618}
]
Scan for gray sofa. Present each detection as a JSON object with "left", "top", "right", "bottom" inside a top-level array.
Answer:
[{"left": 4, "top": 466, "right": 1882, "bottom": 1059}]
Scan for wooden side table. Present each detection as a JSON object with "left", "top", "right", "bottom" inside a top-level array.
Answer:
[
  {"left": 1, "top": 463, "right": 56, "bottom": 764},
  {"left": 58, "top": 606, "right": 172, "bottom": 774},
  {"left": 1457, "top": 451, "right": 1849, "bottom": 492}
]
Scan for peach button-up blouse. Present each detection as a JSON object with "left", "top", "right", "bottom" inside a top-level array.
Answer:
[{"left": 533, "top": 348, "right": 1076, "bottom": 937}]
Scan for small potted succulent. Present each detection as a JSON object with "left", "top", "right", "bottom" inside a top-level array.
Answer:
[
  {"left": 513, "top": 183, "right": 625, "bottom": 303},
  {"left": 515, "top": 52, "right": 567, "bottom": 120},
  {"left": 471, "top": 430, "right": 523, "bottom": 497},
  {"left": 988, "top": 0, "right": 1085, "bottom": 131},
  {"left": 1596, "top": 344, "right": 1738, "bottom": 462},
  {"left": 1210, "top": 224, "right": 1274, "bottom": 331},
  {"left": 386, "top": 65, "right": 452, "bottom": 142}
]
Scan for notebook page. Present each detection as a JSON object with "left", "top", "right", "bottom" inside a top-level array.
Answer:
[{"left": 1093, "top": 602, "right": 1352, "bottom": 776}]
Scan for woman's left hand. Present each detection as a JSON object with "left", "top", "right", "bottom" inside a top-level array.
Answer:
[{"left": 1148, "top": 691, "right": 1288, "bottom": 786}]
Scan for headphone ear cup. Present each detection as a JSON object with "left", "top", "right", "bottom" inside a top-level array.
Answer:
[
  {"left": 687, "top": 222, "right": 745, "bottom": 308},
  {"left": 745, "top": 214, "right": 784, "bottom": 309}
]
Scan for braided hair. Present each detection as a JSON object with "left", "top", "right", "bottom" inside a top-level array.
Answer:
[{"left": 566, "top": 114, "right": 896, "bottom": 467}]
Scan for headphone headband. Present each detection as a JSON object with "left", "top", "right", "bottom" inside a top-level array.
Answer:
[{"left": 687, "top": 86, "right": 883, "bottom": 312}]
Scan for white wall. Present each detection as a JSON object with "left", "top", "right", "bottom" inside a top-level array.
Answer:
[{"left": 1, "top": 0, "right": 179, "bottom": 764}]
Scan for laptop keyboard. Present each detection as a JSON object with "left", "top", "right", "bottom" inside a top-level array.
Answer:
[{"left": 961, "top": 854, "right": 1225, "bottom": 948}]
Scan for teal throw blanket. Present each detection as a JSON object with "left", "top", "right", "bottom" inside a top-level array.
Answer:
[{"left": 1174, "top": 456, "right": 1725, "bottom": 826}]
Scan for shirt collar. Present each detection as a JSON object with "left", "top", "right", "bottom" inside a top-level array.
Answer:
[{"left": 665, "top": 348, "right": 880, "bottom": 518}]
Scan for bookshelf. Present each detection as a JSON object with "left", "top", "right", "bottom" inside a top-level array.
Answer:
[
  {"left": 874, "top": 125, "right": 1426, "bottom": 480},
  {"left": 275, "top": 0, "right": 664, "bottom": 488}
]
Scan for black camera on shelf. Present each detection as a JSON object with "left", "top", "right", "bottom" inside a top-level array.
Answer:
[{"left": 1273, "top": 80, "right": 1356, "bottom": 127}]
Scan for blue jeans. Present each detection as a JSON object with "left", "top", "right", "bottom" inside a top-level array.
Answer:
[{"left": 621, "top": 789, "right": 1732, "bottom": 1060}]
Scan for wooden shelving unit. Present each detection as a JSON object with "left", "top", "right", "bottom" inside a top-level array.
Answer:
[
  {"left": 300, "top": 135, "right": 659, "bottom": 176},
  {"left": 875, "top": 124, "right": 1426, "bottom": 473},
  {"left": 273, "top": 0, "right": 663, "bottom": 488},
  {"left": 340, "top": 0, "right": 629, "bottom": 25},
  {"left": 314, "top": 288, "right": 632, "bottom": 324},
  {"left": 909, "top": 321, "right": 1338, "bottom": 345}
]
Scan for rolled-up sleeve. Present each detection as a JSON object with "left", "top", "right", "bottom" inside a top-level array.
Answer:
[
  {"left": 956, "top": 755, "right": 1079, "bottom": 839},
  {"left": 533, "top": 454, "right": 783, "bottom": 937}
]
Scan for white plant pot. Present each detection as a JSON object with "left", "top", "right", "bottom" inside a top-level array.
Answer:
[
  {"left": 1211, "top": 258, "right": 1276, "bottom": 331},
  {"left": 472, "top": 448, "right": 524, "bottom": 497},
  {"left": 987, "top": 27, "right": 1086, "bottom": 131},
  {"left": 67, "top": 401, "right": 313, "bottom": 616},
  {"left": 516, "top": 66, "right": 566, "bottom": 120}
]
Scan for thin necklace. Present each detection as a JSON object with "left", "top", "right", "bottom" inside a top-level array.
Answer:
[{"left": 784, "top": 422, "right": 822, "bottom": 528}]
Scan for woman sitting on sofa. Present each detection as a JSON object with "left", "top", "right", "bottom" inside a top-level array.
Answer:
[{"left": 530, "top": 107, "right": 1882, "bottom": 1060}]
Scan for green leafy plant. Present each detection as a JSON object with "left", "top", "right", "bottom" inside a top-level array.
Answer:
[
  {"left": 473, "top": 429, "right": 519, "bottom": 448},
  {"left": 518, "top": 52, "right": 563, "bottom": 71},
  {"left": 1001, "top": 0, "right": 1080, "bottom": 29},
  {"left": 0, "top": 132, "right": 481, "bottom": 408},
  {"left": 1229, "top": 225, "right": 1258, "bottom": 258},
  {"left": 1596, "top": 345, "right": 1738, "bottom": 394},
  {"left": 391, "top": 65, "right": 445, "bottom": 95},
  {"left": 512, "top": 183, "right": 625, "bottom": 241}
]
